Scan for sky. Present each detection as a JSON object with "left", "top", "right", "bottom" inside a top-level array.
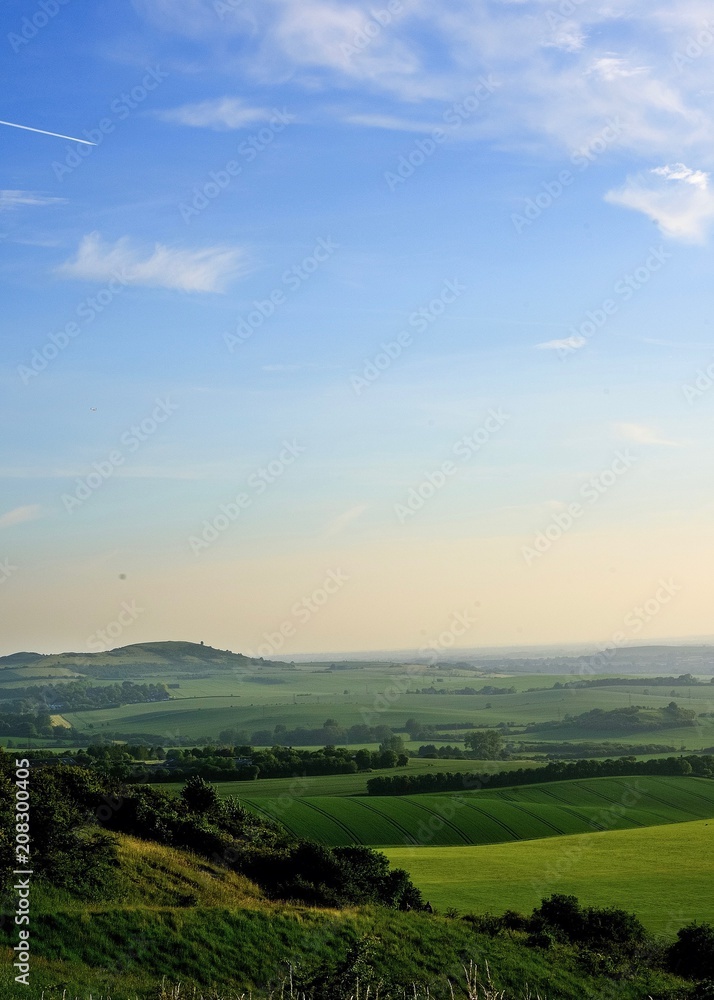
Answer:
[{"left": 2, "top": 0, "right": 714, "bottom": 657}]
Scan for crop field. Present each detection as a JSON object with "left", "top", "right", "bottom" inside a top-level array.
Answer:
[
  {"left": 238, "top": 776, "right": 714, "bottom": 846},
  {"left": 384, "top": 818, "right": 714, "bottom": 932}
]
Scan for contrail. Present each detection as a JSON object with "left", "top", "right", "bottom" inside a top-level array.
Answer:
[{"left": 0, "top": 119, "right": 96, "bottom": 146}]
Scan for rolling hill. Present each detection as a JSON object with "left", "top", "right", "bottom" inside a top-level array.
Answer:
[{"left": 0, "top": 640, "right": 286, "bottom": 679}]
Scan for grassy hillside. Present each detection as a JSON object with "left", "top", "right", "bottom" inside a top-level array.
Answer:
[
  {"left": 385, "top": 818, "right": 714, "bottom": 931},
  {"left": 0, "top": 832, "right": 690, "bottom": 1000},
  {"left": 237, "top": 775, "right": 714, "bottom": 846}
]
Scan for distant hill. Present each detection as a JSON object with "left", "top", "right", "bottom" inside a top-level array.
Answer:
[
  {"left": 0, "top": 641, "right": 292, "bottom": 680},
  {"left": 526, "top": 703, "right": 699, "bottom": 736}
]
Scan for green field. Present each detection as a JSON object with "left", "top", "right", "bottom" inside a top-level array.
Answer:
[
  {"left": 237, "top": 776, "right": 714, "bottom": 847},
  {"left": 385, "top": 818, "right": 714, "bottom": 932}
]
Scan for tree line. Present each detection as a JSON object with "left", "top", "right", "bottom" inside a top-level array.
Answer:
[{"left": 366, "top": 754, "right": 714, "bottom": 795}]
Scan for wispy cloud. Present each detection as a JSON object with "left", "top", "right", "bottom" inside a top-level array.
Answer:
[
  {"left": 605, "top": 164, "right": 714, "bottom": 243},
  {"left": 261, "top": 363, "right": 339, "bottom": 372},
  {"left": 343, "top": 113, "right": 437, "bottom": 133},
  {"left": 535, "top": 336, "right": 587, "bottom": 352},
  {"left": 0, "top": 505, "right": 42, "bottom": 528},
  {"left": 56, "top": 233, "right": 251, "bottom": 293},
  {"left": 615, "top": 422, "right": 682, "bottom": 447},
  {"left": 325, "top": 504, "right": 368, "bottom": 536},
  {"left": 133, "top": 1, "right": 714, "bottom": 166},
  {"left": 156, "top": 97, "right": 278, "bottom": 130},
  {"left": 0, "top": 190, "right": 67, "bottom": 211}
]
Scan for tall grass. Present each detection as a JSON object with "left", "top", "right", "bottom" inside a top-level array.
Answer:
[{"left": 37, "top": 964, "right": 544, "bottom": 1000}]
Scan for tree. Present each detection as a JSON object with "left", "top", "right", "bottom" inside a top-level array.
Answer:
[
  {"left": 181, "top": 775, "right": 219, "bottom": 814},
  {"left": 464, "top": 729, "right": 504, "bottom": 759},
  {"left": 379, "top": 735, "right": 405, "bottom": 754}
]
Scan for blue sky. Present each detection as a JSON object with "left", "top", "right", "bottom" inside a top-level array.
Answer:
[{"left": 2, "top": 0, "right": 714, "bottom": 655}]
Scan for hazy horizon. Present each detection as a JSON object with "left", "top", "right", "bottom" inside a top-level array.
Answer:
[{"left": 6, "top": 633, "right": 714, "bottom": 662}]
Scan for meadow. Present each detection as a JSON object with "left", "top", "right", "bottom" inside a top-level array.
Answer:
[{"left": 385, "top": 818, "right": 714, "bottom": 932}]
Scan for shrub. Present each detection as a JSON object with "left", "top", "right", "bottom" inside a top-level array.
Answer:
[{"left": 669, "top": 924, "right": 714, "bottom": 980}]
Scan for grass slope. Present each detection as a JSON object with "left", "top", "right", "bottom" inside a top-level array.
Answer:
[
  {"left": 0, "top": 832, "right": 688, "bottom": 1000},
  {"left": 239, "top": 775, "right": 714, "bottom": 847},
  {"left": 385, "top": 818, "right": 714, "bottom": 932}
]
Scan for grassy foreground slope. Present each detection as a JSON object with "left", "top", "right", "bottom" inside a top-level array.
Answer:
[
  {"left": 0, "top": 832, "right": 688, "bottom": 1000},
  {"left": 385, "top": 818, "right": 714, "bottom": 932},
  {"left": 240, "top": 775, "right": 714, "bottom": 847}
]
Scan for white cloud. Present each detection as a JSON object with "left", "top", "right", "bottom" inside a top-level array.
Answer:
[
  {"left": 56, "top": 233, "right": 251, "bottom": 293},
  {"left": 0, "top": 190, "right": 66, "bottom": 211},
  {"left": 605, "top": 163, "right": 714, "bottom": 242},
  {"left": 156, "top": 97, "right": 277, "bottom": 129},
  {"left": 0, "top": 505, "right": 42, "bottom": 528},
  {"left": 132, "top": 1, "right": 714, "bottom": 168},
  {"left": 615, "top": 423, "right": 682, "bottom": 447},
  {"left": 535, "top": 336, "right": 587, "bottom": 352}
]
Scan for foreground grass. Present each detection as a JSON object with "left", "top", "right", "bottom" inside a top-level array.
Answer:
[
  {"left": 0, "top": 833, "right": 689, "bottom": 1000},
  {"left": 385, "top": 818, "right": 714, "bottom": 932}
]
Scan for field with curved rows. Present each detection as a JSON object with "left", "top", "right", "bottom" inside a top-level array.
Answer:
[{"left": 240, "top": 775, "right": 714, "bottom": 847}]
